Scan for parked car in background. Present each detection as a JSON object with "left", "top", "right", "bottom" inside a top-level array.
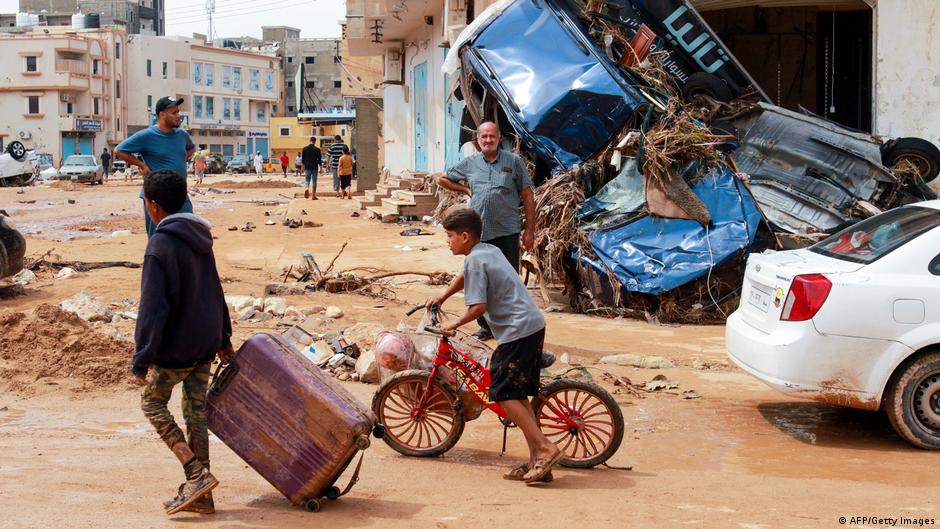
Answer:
[
  {"left": 725, "top": 201, "right": 940, "bottom": 449},
  {"left": 0, "top": 141, "right": 35, "bottom": 186},
  {"left": 59, "top": 155, "right": 103, "bottom": 185},
  {"left": 0, "top": 212, "right": 26, "bottom": 280},
  {"left": 226, "top": 154, "right": 252, "bottom": 173}
]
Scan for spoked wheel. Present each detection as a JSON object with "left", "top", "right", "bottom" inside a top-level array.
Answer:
[
  {"left": 372, "top": 369, "right": 465, "bottom": 457},
  {"left": 532, "top": 379, "right": 624, "bottom": 468}
]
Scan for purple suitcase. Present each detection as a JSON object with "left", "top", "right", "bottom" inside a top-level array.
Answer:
[{"left": 207, "top": 333, "right": 376, "bottom": 511}]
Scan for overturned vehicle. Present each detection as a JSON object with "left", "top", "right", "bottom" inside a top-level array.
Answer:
[{"left": 448, "top": 0, "right": 940, "bottom": 321}]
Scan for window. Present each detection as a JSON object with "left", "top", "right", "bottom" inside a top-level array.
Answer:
[
  {"left": 264, "top": 71, "right": 274, "bottom": 93},
  {"left": 222, "top": 65, "right": 231, "bottom": 89},
  {"left": 287, "top": 81, "right": 293, "bottom": 88},
  {"left": 115, "top": 42, "right": 120, "bottom": 59},
  {"left": 249, "top": 69, "right": 259, "bottom": 91},
  {"left": 305, "top": 56, "right": 315, "bottom": 64},
  {"left": 205, "top": 96, "right": 214, "bottom": 118},
  {"left": 287, "top": 105, "right": 294, "bottom": 113},
  {"left": 223, "top": 98, "right": 231, "bottom": 120},
  {"left": 146, "top": 59, "right": 151, "bottom": 77},
  {"left": 162, "top": 62, "right": 167, "bottom": 78},
  {"left": 93, "top": 59, "right": 99, "bottom": 75},
  {"left": 287, "top": 56, "right": 293, "bottom": 63},
  {"left": 116, "top": 79, "right": 121, "bottom": 98},
  {"left": 279, "top": 126, "right": 291, "bottom": 136},
  {"left": 146, "top": 95, "right": 152, "bottom": 111},
  {"left": 93, "top": 98, "right": 100, "bottom": 115},
  {"left": 194, "top": 96, "right": 203, "bottom": 119},
  {"left": 117, "top": 117, "right": 120, "bottom": 130},
  {"left": 334, "top": 55, "right": 341, "bottom": 63},
  {"left": 305, "top": 81, "right": 315, "bottom": 88},
  {"left": 193, "top": 62, "right": 202, "bottom": 85},
  {"left": 66, "top": 102, "right": 73, "bottom": 114},
  {"left": 233, "top": 99, "right": 241, "bottom": 120},
  {"left": 27, "top": 96, "right": 39, "bottom": 114},
  {"left": 25, "top": 56, "right": 37, "bottom": 72},
  {"left": 256, "top": 103, "right": 265, "bottom": 122},
  {"left": 334, "top": 80, "right": 341, "bottom": 88},
  {"left": 233, "top": 67, "right": 241, "bottom": 90},
  {"left": 812, "top": 206, "right": 940, "bottom": 265},
  {"left": 205, "top": 64, "right": 214, "bottom": 87}
]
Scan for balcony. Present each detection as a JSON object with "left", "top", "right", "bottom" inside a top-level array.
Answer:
[{"left": 56, "top": 59, "right": 89, "bottom": 76}]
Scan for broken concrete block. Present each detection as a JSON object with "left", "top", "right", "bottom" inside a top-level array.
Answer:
[
  {"left": 55, "top": 267, "right": 78, "bottom": 280},
  {"left": 327, "top": 353, "right": 349, "bottom": 368},
  {"left": 599, "top": 353, "right": 674, "bottom": 369},
  {"left": 253, "top": 297, "right": 287, "bottom": 316},
  {"left": 12, "top": 269, "right": 35, "bottom": 286},
  {"left": 60, "top": 291, "right": 113, "bottom": 323},
  {"left": 284, "top": 306, "right": 306, "bottom": 320},
  {"left": 252, "top": 312, "right": 274, "bottom": 322},
  {"left": 264, "top": 282, "right": 307, "bottom": 296},
  {"left": 325, "top": 306, "right": 343, "bottom": 319},
  {"left": 225, "top": 294, "right": 255, "bottom": 312},
  {"left": 341, "top": 322, "right": 385, "bottom": 349},
  {"left": 238, "top": 307, "right": 257, "bottom": 321},
  {"left": 305, "top": 306, "right": 326, "bottom": 315}
]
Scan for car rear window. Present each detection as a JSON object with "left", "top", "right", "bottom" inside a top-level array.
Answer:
[
  {"left": 65, "top": 156, "right": 95, "bottom": 166},
  {"left": 811, "top": 206, "right": 940, "bottom": 264}
]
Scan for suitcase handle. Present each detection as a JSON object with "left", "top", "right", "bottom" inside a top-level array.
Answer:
[{"left": 209, "top": 359, "right": 240, "bottom": 396}]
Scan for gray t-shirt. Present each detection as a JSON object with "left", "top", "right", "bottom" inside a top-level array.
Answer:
[
  {"left": 446, "top": 150, "right": 533, "bottom": 242},
  {"left": 463, "top": 242, "right": 545, "bottom": 344}
]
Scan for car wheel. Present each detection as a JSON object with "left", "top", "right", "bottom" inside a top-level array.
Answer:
[
  {"left": 883, "top": 137, "right": 940, "bottom": 183},
  {"left": 681, "top": 73, "right": 734, "bottom": 103},
  {"left": 885, "top": 351, "right": 940, "bottom": 449},
  {"left": 6, "top": 141, "right": 27, "bottom": 161}
]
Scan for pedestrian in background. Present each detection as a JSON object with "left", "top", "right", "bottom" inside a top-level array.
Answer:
[
  {"left": 328, "top": 135, "right": 348, "bottom": 198},
  {"left": 279, "top": 152, "right": 289, "bottom": 178}
]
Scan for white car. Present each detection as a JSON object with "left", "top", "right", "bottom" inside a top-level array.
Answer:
[
  {"left": 59, "top": 154, "right": 103, "bottom": 184},
  {"left": 726, "top": 201, "right": 940, "bottom": 449},
  {"left": 0, "top": 141, "right": 34, "bottom": 186}
]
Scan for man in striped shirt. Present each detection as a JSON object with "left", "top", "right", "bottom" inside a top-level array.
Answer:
[{"left": 327, "top": 135, "right": 348, "bottom": 198}]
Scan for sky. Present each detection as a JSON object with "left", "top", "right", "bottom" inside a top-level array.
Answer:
[{"left": 0, "top": 0, "right": 347, "bottom": 39}]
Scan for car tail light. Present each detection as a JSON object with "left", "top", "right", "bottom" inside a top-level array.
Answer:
[{"left": 780, "top": 274, "right": 832, "bottom": 321}]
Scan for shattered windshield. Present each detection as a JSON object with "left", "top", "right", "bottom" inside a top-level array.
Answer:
[{"left": 810, "top": 206, "right": 940, "bottom": 265}]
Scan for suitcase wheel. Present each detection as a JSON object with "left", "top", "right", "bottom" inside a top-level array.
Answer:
[
  {"left": 355, "top": 434, "right": 371, "bottom": 450},
  {"left": 325, "top": 486, "right": 341, "bottom": 501},
  {"left": 305, "top": 499, "right": 322, "bottom": 513}
]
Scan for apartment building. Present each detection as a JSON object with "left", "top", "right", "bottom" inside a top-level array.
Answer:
[
  {"left": 126, "top": 34, "right": 280, "bottom": 157},
  {"left": 262, "top": 26, "right": 343, "bottom": 115},
  {"left": 0, "top": 25, "right": 128, "bottom": 164}
]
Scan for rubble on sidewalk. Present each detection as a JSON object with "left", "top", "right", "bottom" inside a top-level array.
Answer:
[
  {"left": 599, "top": 353, "right": 674, "bottom": 369},
  {"left": 60, "top": 291, "right": 113, "bottom": 322}
]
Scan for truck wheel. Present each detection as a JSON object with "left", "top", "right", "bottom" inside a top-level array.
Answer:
[
  {"left": 682, "top": 73, "right": 733, "bottom": 103},
  {"left": 6, "top": 141, "right": 26, "bottom": 161},
  {"left": 884, "top": 351, "right": 940, "bottom": 449},
  {"left": 883, "top": 137, "right": 940, "bottom": 183}
]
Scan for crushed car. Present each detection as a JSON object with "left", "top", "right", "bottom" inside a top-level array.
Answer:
[
  {"left": 448, "top": 0, "right": 940, "bottom": 320},
  {"left": 0, "top": 141, "right": 36, "bottom": 187}
]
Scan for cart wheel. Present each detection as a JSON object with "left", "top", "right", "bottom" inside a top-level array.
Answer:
[
  {"left": 305, "top": 499, "right": 321, "bottom": 512},
  {"left": 325, "top": 486, "right": 341, "bottom": 501}
]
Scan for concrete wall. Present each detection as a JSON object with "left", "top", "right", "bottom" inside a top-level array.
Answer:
[
  {"left": 352, "top": 97, "right": 383, "bottom": 191},
  {"left": 873, "top": 0, "right": 940, "bottom": 144}
]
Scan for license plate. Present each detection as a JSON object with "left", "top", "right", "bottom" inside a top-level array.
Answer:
[{"left": 748, "top": 285, "right": 771, "bottom": 312}]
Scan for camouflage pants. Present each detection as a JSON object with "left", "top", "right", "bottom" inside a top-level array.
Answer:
[{"left": 140, "top": 362, "right": 212, "bottom": 466}]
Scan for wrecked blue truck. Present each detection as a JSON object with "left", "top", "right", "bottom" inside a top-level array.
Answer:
[{"left": 451, "top": 0, "right": 940, "bottom": 317}]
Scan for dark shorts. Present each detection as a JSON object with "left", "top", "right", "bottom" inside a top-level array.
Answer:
[
  {"left": 488, "top": 327, "right": 545, "bottom": 402},
  {"left": 340, "top": 175, "right": 352, "bottom": 189},
  {"left": 483, "top": 232, "right": 520, "bottom": 272}
]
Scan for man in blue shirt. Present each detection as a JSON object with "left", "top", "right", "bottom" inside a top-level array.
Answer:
[{"left": 115, "top": 96, "right": 196, "bottom": 237}]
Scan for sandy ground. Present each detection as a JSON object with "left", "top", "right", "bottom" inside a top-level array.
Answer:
[{"left": 1, "top": 174, "right": 939, "bottom": 529}]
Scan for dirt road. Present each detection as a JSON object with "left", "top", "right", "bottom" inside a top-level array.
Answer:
[{"left": 1, "top": 176, "right": 938, "bottom": 528}]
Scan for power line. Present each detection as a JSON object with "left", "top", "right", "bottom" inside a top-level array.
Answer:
[
  {"left": 168, "top": 0, "right": 314, "bottom": 25},
  {"left": 167, "top": 0, "right": 270, "bottom": 18}
]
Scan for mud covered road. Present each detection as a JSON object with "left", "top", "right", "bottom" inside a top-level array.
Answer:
[{"left": 1, "top": 176, "right": 938, "bottom": 528}]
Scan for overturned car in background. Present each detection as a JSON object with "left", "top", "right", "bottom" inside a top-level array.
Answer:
[{"left": 449, "top": 0, "right": 940, "bottom": 319}]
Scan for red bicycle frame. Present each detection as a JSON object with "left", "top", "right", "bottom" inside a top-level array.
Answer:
[{"left": 414, "top": 334, "right": 580, "bottom": 431}]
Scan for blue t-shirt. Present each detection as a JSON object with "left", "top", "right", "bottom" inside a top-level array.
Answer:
[{"left": 116, "top": 126, "right": 194, "bottom": 198}]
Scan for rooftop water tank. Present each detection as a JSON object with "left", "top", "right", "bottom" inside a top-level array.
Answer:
[
  {"left": 15, "top": 12, "right": 32, "bottom": 27},
  {"left": 71, "top": 12, "right": 85, "bottom": 29},
  {"left": 29, "top": 13, "right": 39, "bottom": 26},
  {"left": 85, "top": 13, "right": 100, "bottom": 29}
]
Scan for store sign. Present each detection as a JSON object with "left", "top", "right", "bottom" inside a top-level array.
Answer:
[
  {"left": 248, "top": 131, "right": 268, "bottom": 138},
  {"left": 75, "top": 118, "right": 103, "bottom": 132}
]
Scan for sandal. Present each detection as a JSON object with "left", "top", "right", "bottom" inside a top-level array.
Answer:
[
  {"left": 523, "top": 449, "right": 564, "bottom": 484},
  {"left": 503, "top": 463, "right": 553, "bottom": 483}
]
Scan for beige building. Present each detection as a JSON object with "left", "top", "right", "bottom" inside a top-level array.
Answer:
[
  {"left": 0, "top": 25, "right": 128, "bottom": 165},
  {"left": 126, "top": 35, "right": 280, "bottom": 157}
]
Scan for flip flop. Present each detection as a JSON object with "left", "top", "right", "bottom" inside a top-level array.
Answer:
[
  {"left": 524, "top": 449, "right": 564, "bottom": 484},
  {"left": 503, "top": 463, "right": 553, "bottom": 482}
]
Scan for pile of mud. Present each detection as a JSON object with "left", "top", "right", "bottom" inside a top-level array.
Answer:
[
  {"left": 0, "top": 304, "right": 134, "bottom": 391},
  {"left": 211, "top": 180, "right": 299, "bottom": 189}
]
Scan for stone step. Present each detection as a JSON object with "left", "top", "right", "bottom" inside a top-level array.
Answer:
[
  {"left": 365, "top": 205, "right": 399, "bottom": 223},
  {"left": 392, "top": 190, "right": 438, "bottom": 204},
  {"left": 353, "top": 197, "right": 381, "bottom": 210},
  {"left": 364, "top": 189, "right": 389, "bottom": 201},
  {"left": 381, "top": 197, "right": 436, "bottom": 217},
  {"left": 375, "top": 183, "right": 403, "bottom": 194}
]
